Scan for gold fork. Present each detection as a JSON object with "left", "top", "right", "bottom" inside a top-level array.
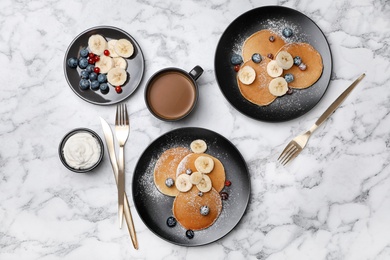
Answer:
[
  {"left": 278, "top": 73, "right": 365, "bottom": 165},
  {"left": 115, "top": 103, "right": 130, "bottom": 228}
]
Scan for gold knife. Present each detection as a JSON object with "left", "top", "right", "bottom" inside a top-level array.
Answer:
[{"left": 100, "top": 117, "right": 139, "bottom": 249}]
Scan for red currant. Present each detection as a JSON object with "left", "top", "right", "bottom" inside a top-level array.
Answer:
[
  {"left": 88, "top": 57, "right": 95, "bottom": 64},
  {"left": 115, "top": 86, "right": 122, "bottom": 94},
  {"left": 94, "top": 55, "right": 100, "bottom": 62},
  {"left": 94, "top": 67, "right": 100, "bottom": 74},
  {"left": 267, "top": 53, "right": 274, "bottom": 59},
  {"left": 88, "top": 53, "right": 95, "bottom": 59},
  {"left": 104, "top": 50, "right": 110, "bottom": 56},
  {"left": 225, "top": 180, "right": 232, "bottom": 187},
  {"left": 234, "top": 65, "right": 240, "bottom": 72}
]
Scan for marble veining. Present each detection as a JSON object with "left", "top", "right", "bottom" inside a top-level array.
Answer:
[{"left": 1, "top": 0, "right": 390, "bottom": 259}]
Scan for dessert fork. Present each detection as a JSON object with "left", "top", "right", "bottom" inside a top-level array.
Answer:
[
  {"left": 278, "top": 74, "right": 365, "bottom": 165},
  {"left": 115, "top": 103, "right": 130, "bottom": 228}
]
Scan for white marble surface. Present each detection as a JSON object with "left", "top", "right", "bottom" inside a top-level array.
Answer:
[{"left": 1, "top": 0, "right": 390, "bottom": 259}]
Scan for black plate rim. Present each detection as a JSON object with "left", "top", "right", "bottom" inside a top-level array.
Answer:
[
  {"left": 131, "top": 127, "right": 251, "bottom": 246},
  {"left": 63, "top": 25, "right": 145, "bottom": 105},
  {"left": 214, "top": 5, "right": 333, "bottom": 122}
]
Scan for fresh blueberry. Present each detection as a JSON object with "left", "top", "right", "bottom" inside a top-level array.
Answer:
[
  {"left": 78, "top": 57, "right": 89, "bottom": 69},
  {"left": 284, "top": 73, "right": 294, "bottom": 83},
  {"left": 89, "top": 72, "right": 98, "bottom": 81},
  {"left": 80, "top": 70, "right": 89, "bottom": 79},
  {"left": 86, "top": 64, "right": 95, "bottom": 73},
  {"left": 166, "top": 216, "right": 177, "bottom": 227},
  {"left": 282, "top": 27, "right": 293, "bottom": 38},
  {"left": 90, "top": 80, "right": 100, "bottom": 90},
  {"left": 186, "top": 230, "right": 194, "bottom": 239},
  {"left": 97, "top": 73, "right": 107, "bottom": 83},
  {"left": 230, "top": 54, "right": 243, "bottom": 65},
  {"left": 80, "top": 48, "right": 89, "bottom": 58},
  {"left": 100, "top": 83, "right": 109, "bottom": 94},
  {"left": 67, "top": 57, "right": 78, "bottom": 68},
  {"left": 198, "top": 191, "right": 203, "bottom": 197},
  {"left": 293, "top": 56, "right": 302, "bottom": 66},
  {"left": 165, "top": 178, "right": 174, "bottom": 187},
  {"left": 299, "top": 63, "right": 307, "bottom": 71},
  {"left": 200, "top": 205, "right": 210, "bottom": 216},
  {"left": 79, "top": 79, "right": 90, "bottom": 90},
  {"left": 251, "top": 53, "right": 262, "bottom": 63}
]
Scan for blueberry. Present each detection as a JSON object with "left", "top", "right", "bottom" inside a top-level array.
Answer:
[
  {"left": 79, "top": 79, "right": 90, "bottom": 90},
  {"left": 78, "top": 57, "right": 88, "bottom": 69},
  {"left": 282, "top": 28, "right": 293, "bottom": 38},
  {"left": 299, "top": 63, "right": 307, "bottom": 71},
  {"left": 293, "top": 56, "right": 302, "bottom": 66},
  {"left": 284, "top": 73, "right": 294, "bottom": 83},
  {"left": 165, "top": 178, "right": 174, "bottom": 187},
  {"left": 186, "top": 230, "right": 194, "bottom": 239},
  {"left": 80, "top": 48, "right": 89, "bottom": 58},
  {"left": 100, "top": 83, "right": 109, "bottom": 94},
  {"left": 166, "top": 216, "right": 177, "bottom": 227},
  {"left": 97, "top": 74, "right": 107, "bottom": 83},
  {"left": 67, "top": 57, "right": 78, "bottom": 68},
  {"left": 230, "top": 54, "right": 243, "bottom": 65},
  {"left": 80, "top": 70, "right": 89, "bottom": 79},
  {"left": 86, "top": 64, "right": 95, "bottom": 73},
  {"left": 200, "top": 205, "right": 210, "bottom": 216},
  {"left": 89, "top": 72, "right": 98, "bottom": 81},
  {"left": 251, "top": 53, "right": 262, "bottom": 63},
  {"left": 90, "top": 80, "right": 100, "bottom": 90},
  {"left": 198, "top": 191, "right": 203, "bottom": 197}
]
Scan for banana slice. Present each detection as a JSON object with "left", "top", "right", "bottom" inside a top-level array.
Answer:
[
  {"left": 266, "top": 60, "right": 283, "bottom": 78},
  {"left": 196, "top": 175, "right": 212, "bottom": 193},
  {"left": 276, "top": 51, "right": 294, "bottom": 70},
  {"left": 190, "top": 139, "right": 207, "bottom": 154},
  {"left": 88, "top": 34, "right": 107, "bottom": 56},
  {"left": 107, "top": 39, "right": 119, "bottom": 57},
  {"left": 175, "top": 174, "right": 192, "bottom": 192},
  {"left": 114, "top": 39, "right": 134, "bottom": 58},
  {"left": 113, "top": 57, "right": 127, "bottom": 69},
  {"left": 194, "top": 156, "right": 214, "bottom": 174},
  {"left": 95, "top": 55, "right": 113, "bottom": 74},
  {"left": 268, "top": 77, "right": 288, "bottom": 96},
  {"left": 189, "top": 171, "right": 203, "bottom": 185},
  {"left": 107, "top": 67, "right": 127, "bottom": 86},
  {"left": 238, "top": 65, "right": 256, "bottom": 85}
]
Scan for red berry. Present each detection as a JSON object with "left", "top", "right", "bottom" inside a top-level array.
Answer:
[
  {"left": 234, "top": 65, "right": 240, "bottom": 72},
  {"left": 88, "top": 57, "right": 95, "bottom": 64},
  {"left": 94, "top": 67, "right": 100, "bottom": 74},
  {"left": 267, "top": 53, "right": 273, "bottom": 59},
  {"left": 115, "top": 86, "right": 122, "bottom": 94},
  {"left": 104, "top": 50, "right": 110, "bottom": 56},
  {"left": 94, "top": 55, "right": 100, "bottom": 62},
  {"left": 269, "top": 36, "right": 275, "bottom": 42},
  {"left": 88, "top": 53, "right": 95, "bottom": 59},
  {"left": 225, "top": 180, "right": 232, "bottom": 187},
  {"left": 220, "top": 192, "right": 229, "bottom": 200}
]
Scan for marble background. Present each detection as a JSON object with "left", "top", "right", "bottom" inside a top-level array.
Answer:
[{"left": 1, "top": 0, "right": 390, "bottom": 259}]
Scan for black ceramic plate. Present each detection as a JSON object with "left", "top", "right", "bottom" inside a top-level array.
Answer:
[
  {"left": 215, "top": 6, "right": 332, "bottom": 122},
  {"left": 132, "top": 127, "right": 250, "bottom": 246},
  {"left": 64, "top": 26, "right": 144, "bottom": 105}
]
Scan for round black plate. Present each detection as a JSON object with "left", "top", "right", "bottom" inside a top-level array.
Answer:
[
  {"left": 215, "top": 6, "right": 332, "bottom": 122},
  {"left": 132, "top": 127, "right": 250, "bottom": 246},
  {"left": 64, "top": 26, "right": 144, "bottom": 105}
]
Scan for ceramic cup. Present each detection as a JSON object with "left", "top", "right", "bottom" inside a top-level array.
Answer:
[{"left": 145, "top": 66, "right": 203, "bottom": 121}]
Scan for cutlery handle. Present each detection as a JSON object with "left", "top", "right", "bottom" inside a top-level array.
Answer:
[
  {"left": 118, "top": 146, "right": 125, "bottom": 228},
  {"left": 314, "top": 74, "right": 365, "bottom": 130},
  {"left": 124, "top": 192, "right": 139, "bottom": 249}
]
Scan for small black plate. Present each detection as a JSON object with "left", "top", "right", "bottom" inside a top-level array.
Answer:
[
  {"left": 215, "top": 6, "right": 332, "bottom": 122},
  {"left": 64, "top": 26, "right": 144, "bottom": 105},
  {"left": 132, "top": 127, "right": 250, "bottom": 246}
]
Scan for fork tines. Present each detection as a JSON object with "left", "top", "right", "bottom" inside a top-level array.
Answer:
[{"left": 277, "top": 141, "right": 301, "bottom": 166}]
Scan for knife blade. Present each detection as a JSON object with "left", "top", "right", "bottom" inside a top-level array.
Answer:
[{"left": 100, "top": 117, "right": 139, "bottom": 249}]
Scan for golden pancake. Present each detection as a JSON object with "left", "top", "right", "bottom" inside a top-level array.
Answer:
[
  {"left": 176, "top": 153, "right": 225, "bottom": 192},
  {"left": 277, "top": 43, "right": 323, "bottom": 89},
  {"left": 236, "top": 59, "right": 277, "bottom": 106},
  {"left": 242, "top": 29, "right": 286, "bottom": 62},
  {"left": 173, "top": 186, "right": 222, "bottom": 230},
  {"left": 153, "top": 147, "right": 192, "bottom": 197}
]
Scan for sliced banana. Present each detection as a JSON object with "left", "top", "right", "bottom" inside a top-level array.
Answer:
[
  {"left": 113, "top": 57, "right": 127, "bottom": 69},
  {"left": 88, "top": 34, "right": 107, "bottom": 56},
  {"left": 196, "top": 175, "right": 212, "bottom": 193},
  {"left": 107, "top": 67, "right": 127, "bottom": 86},
  {"left": 194, "top": 156, "right": 214, "bottom": 174},
  {"left": 268, "top": 77, "right": 288, "bottom": 96},
  {"left": 107, "top": 39, "right": 119, "bottom": 58},
  {"left": 114, "top": 39, "right": 134, "bottom": 58},
  {"left": 276, "top": 51, "right": 294, "bottom": 70},
  {"left": 238, "top": 65, "right": 256, "bottom": 85},
  {"left": 189, "top": 171, "right": 203, "bottom": 185},
  {"left": 175, "top": 174, "right": 192, "bottom": 192},
  {"left": 95, "top": 55, "right": 113, "bottom": 74},
  {"left": 266, "top": 60, "right": 283, "bottom": 78},
  {"left": 190, "top": 139, "right": 207, "bottom": 154}
]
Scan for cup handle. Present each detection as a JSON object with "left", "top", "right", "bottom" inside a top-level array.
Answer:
[{"left": 189, "top": 66, "right": 203, "bottom": 81}]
